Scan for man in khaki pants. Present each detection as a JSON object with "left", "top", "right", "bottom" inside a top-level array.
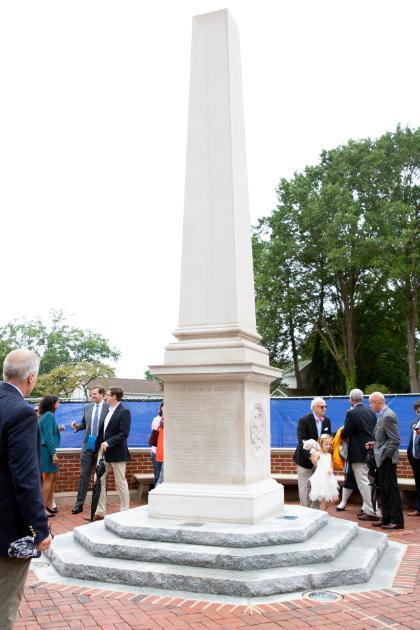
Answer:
[
  {"left": 0, "top": 350, "right": 52, "bottom": 629},
  {"left": 89, "top": 387, "right": 131, "bottom": 520}
]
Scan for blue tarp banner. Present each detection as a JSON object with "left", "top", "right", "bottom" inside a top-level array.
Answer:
[
  {"left": 270, "top": 395, "right": 419, "bottom": 449},
  {"left": 54, "top": 395, "right": 419, "bottom": 450}
]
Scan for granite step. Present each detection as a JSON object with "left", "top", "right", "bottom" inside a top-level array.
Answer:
[
  {"left": 74, "top": 517, "right": 358, "bottom": 570},
  {"left": 103, "top": 504, "right": 328, "bottom": 547},
  {"left": 46, "top": 527, "right": 388, "bottom": 597}
]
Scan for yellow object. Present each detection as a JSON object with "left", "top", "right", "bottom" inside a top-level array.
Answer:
[{"left": 332, "top": 426, "right": 345, "bottom": 470}]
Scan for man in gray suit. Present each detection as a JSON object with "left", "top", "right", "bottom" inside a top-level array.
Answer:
[
  {"left": 71, "top": 386, "right": 109, "bottom": 514},
  {"left": 367, "top": 392, "right": 404, "bottom": 530}
]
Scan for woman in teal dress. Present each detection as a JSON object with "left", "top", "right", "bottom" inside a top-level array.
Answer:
[{"left": 39, "top": 395, "right": 64, "bottom": 516}]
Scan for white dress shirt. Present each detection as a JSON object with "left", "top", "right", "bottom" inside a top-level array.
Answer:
[{"left": 103, "top": 402, "right": 120, "bottom": 434}]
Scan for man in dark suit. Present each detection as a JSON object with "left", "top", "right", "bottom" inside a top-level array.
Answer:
[
  {"left": 71, "top": 386, "right": 109, "bottom": 514},
  {"left": 367, "top": 391, "right": 404, "bottom": 529},
  {"left": 342, "top": 388, "right": 378, "bottom": 521},
  {"left": 294, "top": 397, "right": 331, "bottom": 507},
  {"left": 0, "top": 349, "right": 52, "bottom": 628},
  {"left": 92, "top": 387, "right": 131, "bottom": 520},
  {"left": 407, "top": 400, "right": 420, "bottom": 516}
]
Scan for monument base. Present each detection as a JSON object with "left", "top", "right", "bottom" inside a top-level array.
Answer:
[{"left": 148, "top": 478, "right": 284, "bottom": 524}]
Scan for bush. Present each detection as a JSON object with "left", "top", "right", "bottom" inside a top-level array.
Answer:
[{"left": 364, "top": 383, "right": 391, "bottom": 395}]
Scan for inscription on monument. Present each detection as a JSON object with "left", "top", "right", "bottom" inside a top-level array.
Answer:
[
  {"left": 165, "top": 382, "right": 245, "bottom": 484},
  {"left": 250, "top": 403, "right": 265, "bottom": 457}
]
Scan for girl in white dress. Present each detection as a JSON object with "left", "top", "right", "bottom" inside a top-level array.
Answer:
[{"left": 309, "top": 434, "right": 339, "bottom": 511}]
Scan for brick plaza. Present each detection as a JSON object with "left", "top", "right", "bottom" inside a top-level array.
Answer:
[{"left": 15, "top": 498, "right": 420, "bottom": 630}]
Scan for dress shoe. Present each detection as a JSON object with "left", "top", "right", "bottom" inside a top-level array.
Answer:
[
  {"left": 83, "top": 515, "right": 104, "bottom": 522},
  {"left": 358, "top": 513, "right": 380, "bottom": 522},
  {"left": 45, "top": 506, "right": 57, "bottom": 516},
  {"left": 382, "top": 523, "right": 404, "bottom": 530},
  {"left": 407, "top": 510, "right": 420, "bottom": 516},
  {"left": 71, "top": 506, "right": 83, "bottom": 514},
  {"left": 371, "top": 521, "right": 385, "bottom": 527},
  {"left": 357, "top": 510, "right": 365, "bottom": 517},
  {"left": 336, "top": 505, "right": 347, "bottom": 512},
  {"left": 45, "top": 510, "right": 56, "bottom": 518}
]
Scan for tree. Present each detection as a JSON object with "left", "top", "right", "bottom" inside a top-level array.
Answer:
[
  {"left": 35, "top": 361, "right": 115, "bottom": 399},
  {"left": 254, "top": 126, "right": 420, "bottom": 393},
  {"left": 144, "top": 369, "right": 163, "bottom": 390},
  {"left": 367, "top": 127, "right": 419, "bottom": 391},
  {"left": 0, "top": 311, "right": 120, "bottom": 374}
]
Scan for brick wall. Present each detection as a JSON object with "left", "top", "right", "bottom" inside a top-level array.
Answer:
[
  {"left": 270, "top": 449, "right": 413, "bottom": 478},
  {"left": 55, "top": 449, "right": 154, "bottom": 494},
  {"left": 55, "top": 447, "right": 414, "bottom": 494}
]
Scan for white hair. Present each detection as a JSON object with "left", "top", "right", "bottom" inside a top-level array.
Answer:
[
  {"left": 311, "top": 397, "right": 326, "bottom": 410},
  {"left": 3, "top": 349, "right": 40, "bottom": 381},
  {"left": 349, "top": 388, "right": 364, "bottom": 402}
]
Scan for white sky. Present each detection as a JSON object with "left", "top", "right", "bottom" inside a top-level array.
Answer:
[{"left": 0, "top": 0, "right": 419, "bottom": 377}]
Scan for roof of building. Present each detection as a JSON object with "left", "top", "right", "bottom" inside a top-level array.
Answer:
[
  {"left": 89, "top": 377, "right": 161, "bottom": 395},
  {"left": 281, "top": 359, "right": 312, "bottom": 378}
]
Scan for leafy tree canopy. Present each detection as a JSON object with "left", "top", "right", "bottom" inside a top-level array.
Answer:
[
  {"left": 0, "top": 310, "right": 120, "bottom": 376},
  {"left": 254, "top": 125, "right": 419, "bottom": 393},
  {"left": 34, "top": 361, "right": 115, "bottom": 398}
]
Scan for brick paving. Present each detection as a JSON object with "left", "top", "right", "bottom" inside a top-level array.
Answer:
[{"left": 15, "top": 501, "right": 420, "bottom": 629}]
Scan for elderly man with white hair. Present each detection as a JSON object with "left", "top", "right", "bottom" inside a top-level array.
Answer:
[
  {"left": 0, "top": 349, "right": 52, "bottom": 629},
  {"left": 342, "top": 388, "right": 379, "bottom": 521},
  {"left": 294, "top": 397, "right": 332, "bottom": 508}
]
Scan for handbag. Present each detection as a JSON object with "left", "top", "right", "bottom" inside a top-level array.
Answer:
[
  {"left": 8, "top": 525, "right": 41, "bottom": 559},
  {"left": 148, "top": 429, "right": 159, "bottom": 447}
]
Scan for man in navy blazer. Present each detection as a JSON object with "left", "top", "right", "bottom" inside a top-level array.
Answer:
[
  {"left": 0, "top": 349, "right": 52, "bottom": 628},
  {"left": 92, "top": 387, "right": 131, "bottom": 520},
  {"left": 342, "top": 388, "right": 378, "bottom": 521},
  {"left": 294, "top": 397, "right": 332, "bottom": 508}
]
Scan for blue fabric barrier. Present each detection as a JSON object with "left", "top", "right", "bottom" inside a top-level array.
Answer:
[
  {"left": 54, "top": 395, "right": 418, "bottom": 450},
  {"left": 55, "top": 400, "right": 161, "bottom": 449},
  {"left": 270, "top": 395, "right": 419, "bottom": 449}
]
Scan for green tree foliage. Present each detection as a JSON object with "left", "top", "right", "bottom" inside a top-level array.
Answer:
[
  {"left": 34, "top": 361, "right": 115, "bottom": 399},
  {"left": 144, "top": 369, "right": 163, "bottom": 390},
  {"left": 254, "top": 126, "right": 419, "bottom": 393},
  {"left": 0, "top": 311, "right": 120, "bottom": 375}
]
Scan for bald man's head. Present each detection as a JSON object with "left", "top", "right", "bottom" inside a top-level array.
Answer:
[{"left": 368, "top": 391, "right": 386, "bottom": 413}]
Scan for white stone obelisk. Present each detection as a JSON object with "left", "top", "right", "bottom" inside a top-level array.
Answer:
[{"left": 149, "top": 9, "right": 283, "bottom": 524}]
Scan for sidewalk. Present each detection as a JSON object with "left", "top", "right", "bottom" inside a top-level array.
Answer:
[{"left": 16, "top": 501, "right": 420, "bottom": 629}]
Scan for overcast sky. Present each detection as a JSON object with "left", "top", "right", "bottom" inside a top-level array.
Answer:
[{"left": 1, "top": 0, "right": 419, "bottom": 377}]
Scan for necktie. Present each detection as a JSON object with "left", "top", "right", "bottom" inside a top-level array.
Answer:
[{"left": 91, "top": 404, "right": 100, "bottom": 435}]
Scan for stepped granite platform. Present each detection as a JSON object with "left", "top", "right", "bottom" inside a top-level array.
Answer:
[{"left": 45, "top": 505, "right": 394, "bottom": 598}]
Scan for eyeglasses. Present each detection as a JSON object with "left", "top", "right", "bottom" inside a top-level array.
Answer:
[{"left": 318, "top": 405, "right": 327, "bottom": 408}]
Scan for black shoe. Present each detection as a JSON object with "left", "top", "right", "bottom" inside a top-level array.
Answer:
[
  {"left": 358, "top": 513, "right": 380, "bottom": 522},
  {"left": 45, "top": 506, "right": 57, "bottom": 516},
  {"left": 71, "top": 506, "right": 83, "bottom": 514},
  {"left": 382, "top": 523, "right": 404, "bottom": 530},
  {"left": 336, "top": 505, "right": 347, "bottom": 512}
]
